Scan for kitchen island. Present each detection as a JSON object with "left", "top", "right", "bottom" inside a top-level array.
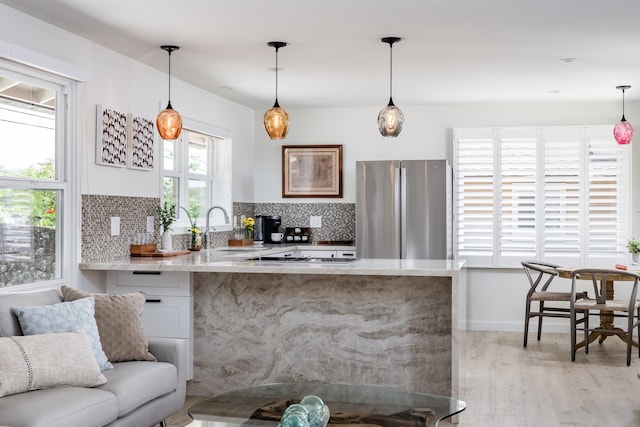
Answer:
[{"left": 80, "top": 246, "right": 465, "bottom": 402}]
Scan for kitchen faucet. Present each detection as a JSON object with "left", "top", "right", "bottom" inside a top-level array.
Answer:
[{"left": 204, "top": 206, "right": 230, "bottom": 250}]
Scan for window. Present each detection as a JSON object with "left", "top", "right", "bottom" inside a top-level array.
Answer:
[
  {"left": 162, "top": 118, "right": 232, "bottom": 231},
  {"left": 0, "top": 61, "right": 74, "bottom": 288},
  {"left": 454, "top": 126, "right": 631, "bottom": 268}
]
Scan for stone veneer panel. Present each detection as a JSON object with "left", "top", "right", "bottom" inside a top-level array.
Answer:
[{"left": 189, "top": 272, "right": 453, "bottom": 397}]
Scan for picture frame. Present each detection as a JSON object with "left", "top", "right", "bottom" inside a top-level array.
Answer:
[
  {"left": 127, "top": 113, "right": 155, "bottom": 170},
  {"left": 282, "top": 145, "right": 343, "bottom": 198},
  {"left": 95, "top": 105, "right": 127, "bottom": 167}
]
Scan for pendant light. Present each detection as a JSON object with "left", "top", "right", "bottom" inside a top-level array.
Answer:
[
  {"left": 378, "top": 37, "right": 405, "bottom": 137},
  {"left": 264, "top": 41, "right": 290, "bottom": 140},
  {"left": 614, "top": 85, "right": 633, "bottom": 145},
  {"left": 156, "top": 45, "right": 183, "bottom": 140}
]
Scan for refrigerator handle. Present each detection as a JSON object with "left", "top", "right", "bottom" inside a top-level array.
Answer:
[
  {"left": 399, "top": 167, "right": 407, "bottom": 258},
  {"left": 394, "top": 167, "right": 402, "bottom": 256}
]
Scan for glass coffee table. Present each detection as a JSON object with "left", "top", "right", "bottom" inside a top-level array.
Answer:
[{"left": 188, "top": 383, "right": 466, "bottom": 427}]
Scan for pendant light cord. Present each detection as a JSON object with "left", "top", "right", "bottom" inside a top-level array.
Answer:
[
  {"left": 622, "top": 87, "right": 626, "bottom": 119},
  {"left": 275, "top": 46, "right": 279, "bottom": 101},
  {"left": 168, "top": 50, "right": 172, "bottom": 102},
  {"left": 389, "top": 43, "right": 393, "bottom": 100}
]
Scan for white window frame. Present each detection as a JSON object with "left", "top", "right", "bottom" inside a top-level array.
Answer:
[
  {"left": 0, "top": 55, "right": 82, "bottom": 292},
  {"left": 454, "top": 125, "right": 631, "bottom": 269},
  {"left": 161, "top": 116, "right": 232, "bottom": 233}
]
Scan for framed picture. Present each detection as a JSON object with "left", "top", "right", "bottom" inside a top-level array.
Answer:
[
  {"left": 127, "top": 113, "right": 155, "bottom": 170},
  {"left": 282, "top": 145, "right": 343, "bottom": 198},
  {"left": 95, "top": 105, "right": 127, "bottom": 167}
]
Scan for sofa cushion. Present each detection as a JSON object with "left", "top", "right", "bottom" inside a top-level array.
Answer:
[
  {"left": 0, "top": 330, "right": 107, "bottom": 398},
  {"left": 14, "top": 297, "right": 113, "bottom": 370},
  {"left": 0, "top": 288, "right": 62, "bottom": 337},
  {"left": 99, "top": 360, "right": 177, "bottom": 417},
  {"left": 61, "top": 286, "right": 157, "bottom": 362},
  {"left": 0, "top": 385, "right": 118, "bottom": 427}
]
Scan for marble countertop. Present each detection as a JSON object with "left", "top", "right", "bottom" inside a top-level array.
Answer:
[{"left": 79, "top": 244, "right": 465, "bottom": 276}]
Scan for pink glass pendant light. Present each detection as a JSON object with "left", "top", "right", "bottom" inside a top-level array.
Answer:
[
  {"left": 378, "top": 37, "right": 404, "bottom": 137},
  {"left": 614, "top": 85, "right": 633, "bottom": 145},
  {"left": 156, "top": 45, "right": 183, "bottom": 140},
  {"left": 264, "top": 42, "right": 290, "bottom": 140}
]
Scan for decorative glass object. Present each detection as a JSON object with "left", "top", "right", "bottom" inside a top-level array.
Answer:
[
  {"left": 614, "top": 85, "right": 633, "bottom": 145},
  {"left": 378, "top": 100, "right": 405, "bottom": 137},
  {"left": 156, "top": 45, "right": 183, "bottom": 140},
  {"left": 157, "top": 104, "right": 183, "bottom": 140},
  {"left": 614, "top": 119, "right": 633, "bottom": 145},
  {"left": 264, "top": 101, "right": 290, "bottom": 140},
  {"left": 277, "top": 395, "right": 329, "bottom": 427},
  {"left": 264, "top": 41, "right": 290, "bottom": 140}
]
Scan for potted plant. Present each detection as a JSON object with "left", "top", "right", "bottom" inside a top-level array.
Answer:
[
  {"left": 157, "top": 201, "right": 176, "bottom": 251},
  {"left": 628, "top": 237, "right": 640, "bottom": 263},
  {"left": 181, "top": 206, "right": 202, "bottom": 250}
]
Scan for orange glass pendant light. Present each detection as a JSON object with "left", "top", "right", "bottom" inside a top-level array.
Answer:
[
  {"left": 156, "top": 45, "right": 183, "bottom": 140},
  {"left": 614, "top": 85, "right": 633, "bottom": 145},
  {"left": 264, "top": 41, "right": 290, "bottom": 140},
  {"left": 378, "top": 37, "right": 405, "bottom": 137}
]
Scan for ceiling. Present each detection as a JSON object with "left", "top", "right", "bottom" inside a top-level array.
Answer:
[{"left": 3, "top": 0, "right": 640, "bottom": 110}]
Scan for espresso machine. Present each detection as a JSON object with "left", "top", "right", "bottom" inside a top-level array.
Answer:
[{"left": 262, "top": 215, "right": 282, "bottom": 244}]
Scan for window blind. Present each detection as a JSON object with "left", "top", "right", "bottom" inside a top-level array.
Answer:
[{"left": 454, "top": 125, "right": 631, "bottom": 268}]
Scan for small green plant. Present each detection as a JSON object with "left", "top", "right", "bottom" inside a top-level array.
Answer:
[
  {"left": 157, "top": 201, "right": 177, "bottom": 232},
  {"left": 627, "top": 237, "right": 640, "bottom": 254}
]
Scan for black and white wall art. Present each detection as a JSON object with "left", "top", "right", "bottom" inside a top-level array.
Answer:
[
  {"left": 96, "top": 105, "right": 127, "bottom": 167},
  {"left": 127, "top": 113, "right": 154, "bottom": 170}
]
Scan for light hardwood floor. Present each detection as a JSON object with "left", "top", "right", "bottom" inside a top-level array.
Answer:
[{"left": 164, "top": 331, "right": 640, "bottom": 427}]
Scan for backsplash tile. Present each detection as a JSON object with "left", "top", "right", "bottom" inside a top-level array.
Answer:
[
  {"left": 254, "top": 202, "right": 355, "bottom": 243},
  {"left": 81, "top": 196, "right": 355, "bottom": 260}
]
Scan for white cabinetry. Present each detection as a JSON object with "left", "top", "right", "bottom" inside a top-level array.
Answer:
[{"left": 106, "top": 271, "right": 193, "bottom": 379}]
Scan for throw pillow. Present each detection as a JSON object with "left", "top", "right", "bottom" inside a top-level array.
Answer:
[
  {"left": 0, "top": 330, "right": 107, "bottom": 398},
  {"left": 13, "top": 297, "right": 113, "bottom": 371},
  {"left": 61, "top": 286, "right": 156, "bottom": 362}
]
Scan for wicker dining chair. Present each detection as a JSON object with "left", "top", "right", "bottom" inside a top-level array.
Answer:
[
  {"left": 522, "top": 260, "right": 588, "bottom": 347},
  {"left": 570, "top": 268, "right": 640, "bottom": 366}
]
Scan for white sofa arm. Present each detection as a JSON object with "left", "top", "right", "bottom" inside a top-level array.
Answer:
[{"left": 148, "top": 337, "right": 187, "bottom": 405}]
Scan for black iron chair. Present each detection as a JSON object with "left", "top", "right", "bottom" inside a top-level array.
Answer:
[
  {"left": 570, "top": 268, "right": 640, "bottom": 366},
  {"left": 522, "top": 260, "right": 587, "bottom": 347}
]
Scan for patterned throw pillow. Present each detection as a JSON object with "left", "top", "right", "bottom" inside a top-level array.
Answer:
[
  {"left": 61, "top": 286, "right": 156, "bottom": 362},
  {"left": 0, "top": 330, "right": 107, "bottom": 397},
  {"left": 13, "top": 298, "right": 113, "bottom": 371}
]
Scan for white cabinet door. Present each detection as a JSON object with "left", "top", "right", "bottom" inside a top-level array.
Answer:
[{"left": 106, "top": 270, "right": 193, "bottom": 379}]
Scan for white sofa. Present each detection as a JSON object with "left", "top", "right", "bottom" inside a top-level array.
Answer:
[{"left": 0, "top": 288, "right": 187, "bottom": 427}]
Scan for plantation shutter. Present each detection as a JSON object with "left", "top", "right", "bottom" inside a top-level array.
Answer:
[{"left": 454, "top": 125, "right": 631, "bottom": 268}]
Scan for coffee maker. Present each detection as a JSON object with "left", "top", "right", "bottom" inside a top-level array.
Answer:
[{"left": 262, "top": 215, "right": 282, "bottom": 244}]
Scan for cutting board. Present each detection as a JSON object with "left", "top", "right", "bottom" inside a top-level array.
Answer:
[{"left": 131, "top": 250, "right": 191, "bottom": 257}]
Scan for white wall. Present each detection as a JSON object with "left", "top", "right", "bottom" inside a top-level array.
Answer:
[{"left": 0, "top": 4, "right": 256, "bottom": 202}]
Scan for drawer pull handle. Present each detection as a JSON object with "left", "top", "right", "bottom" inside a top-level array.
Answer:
[
  {"left": 133, "top": 271, "right": 161, "bottom": 275},
  {"left": 145, "top": 299, "right": 162, "bottom": 303}
]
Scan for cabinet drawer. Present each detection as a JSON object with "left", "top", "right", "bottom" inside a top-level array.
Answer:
[
  {"left": 106, "top": 271, "right": 191, "bottom": 296},
  {"left": 297, "top": 250, "right": 336, "bottom": 258},
  {"left": 141, "top": 295, "right": 192, "bottom": 338}
]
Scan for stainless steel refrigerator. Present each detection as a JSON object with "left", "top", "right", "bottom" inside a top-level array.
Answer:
[{"left": 356, "top": 159, "right": 453, "bottom": 259}]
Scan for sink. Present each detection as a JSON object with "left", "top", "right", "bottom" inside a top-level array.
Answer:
[{"left": 212, "top": 246, "right": 270, "bottom": 251}]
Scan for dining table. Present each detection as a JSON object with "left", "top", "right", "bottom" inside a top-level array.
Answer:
[{"left": 556, "top": 266, "right": 639, "bottom": 350}]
